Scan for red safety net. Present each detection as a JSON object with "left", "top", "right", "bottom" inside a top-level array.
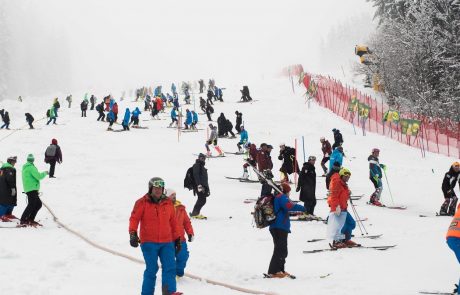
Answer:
[{"left": 301, "top": 72, "right": 460, "bottom": 158}]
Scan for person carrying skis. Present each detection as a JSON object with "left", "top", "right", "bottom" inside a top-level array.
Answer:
[
  {"left": 165, "top": 188, "right": 194, "bottom": 278},
  {"left": 278, "top": 143, "right": 299, "bottom": 183},
  {"left": 122, "top": 108, "right": 131, "bottom": 131},
  {"left": 237, "top": 125, "right": 248, "bottom": 152},
  {"left": 296, "top": 156, "right": 317, "bottom": 215},
  {"left": 130, "top": 107, "right": 141, "bottom": 127},
  {"left": 191, "top": 153, "right": 210, "bottom": 219},
  {"left": 320, "top": 137, "right": 332, "bottom": 176},
  {"left": 329, "top": 146, "right": 344, "bottom": 172},
  {"left": 44, "top": 138, "right": 63, "bottom": 178},
  {"left": 80, "top": 99, "right": 88, "bottom": 117},
  {"left": 266, "top": 182, "right": 306, "bottom": 278},
  {"left": 205, "top": 124, "right": 223, "bottom": 157},
  {"left": 20, "top": 154, "right": 48, "bottom": 226},
  {"left": 96, "top": 102, "right": 105, "bottom": 121},
  {"left": 235, "top": 111, "right": 243, "bottom": 134},
  {"left": 25, "top": 113, "right": 34, "bottom": 129},
  {"left": 240, "top": 86, "right": 252, "bottom": 102},
  {"left": 1, "top": 111, "right": 10, "bottom": 129},
  {"left": 128, "top": 177, "right": 183, "bottom": 295},
  {"left": 0, "top": 156, "right": 18, "bottom": 222},
  {"left": 256, "top": 144, "right": 274, "bottom": 196},
  {"left": 332, "top": 128, "right": 344, "bottom": 150},
  {"left": 441, "top": 162, "right": 460, "bottom": 216},
  {"left": 205, "top": 101, "right": 213, "bottom": 121},
  {"left": 184, "top": 109, "right": 192, "bottom": 130},
  {"left": 327, "top": 167, "right": 357, "bottom": 248},
  {"left": 191, "top": 110, "right": 198, "bottom": 130},
  {"left": 46, "top": 105, "right": 57, "bottom": 125},
  {"left": 368, "top": 148, "right": 386, "bottom": 206},
  {"left": 446, "top": 203, "right": 460, "bottom": 294}
]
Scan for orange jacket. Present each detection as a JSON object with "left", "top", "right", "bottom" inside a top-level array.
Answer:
[
  {"left": 447, "top": 204, "right": 460, "bottom": 239},
  {"left": 327, "top": 173, "right": 350, "bottom": 212},
  {"left": 174, "top": 201, "right": 194, "bottom": 242},
  {"left": 129, "top": 194, "right": 179, "bottom": 244}
]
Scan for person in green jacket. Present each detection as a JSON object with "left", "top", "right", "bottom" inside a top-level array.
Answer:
[
  {"left": 46, "top": 106, "right": 57, "bottom": 125},
  {"left": 20, "top": 154, "right": 48, "bottom": 226}
]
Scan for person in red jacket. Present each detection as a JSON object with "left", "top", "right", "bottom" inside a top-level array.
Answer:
[
  {"left": 320, "top": 137, "right": 332, "bottom": 176},
  {"left": 112, "top": 102, "right": 119, "bottom": 122},
  {"left": 166, "top": 188, "right": 194, "bottom": 278},
  {"left": 256, "top": 144, "right": 274, "bottom": 196},
  {"left": 129, "top": 177, "right": 183, "bottom": 295},
  {"left": 326, "top": 168, "right": 357, "bottom": 248}
]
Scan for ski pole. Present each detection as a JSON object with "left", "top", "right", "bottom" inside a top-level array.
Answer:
[
  {"left": 349, "top": 199, "right": 368, "bottom": 235},
  {"left": 302, "top": 136, "right": 306, "bottom": 163},
  {"left": 349, "top": 200, "right": 364, "bottom": 236},
  {"left": 383, "top": 170, "right": 395, "bottom": 205}
]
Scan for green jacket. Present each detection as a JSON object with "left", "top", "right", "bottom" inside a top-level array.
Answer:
[
  {"left": 49, "top": 107, "right": 56, "bottom": 118},
  {"left": 22, "top": 162, "right": 47, "bottom": 193}
]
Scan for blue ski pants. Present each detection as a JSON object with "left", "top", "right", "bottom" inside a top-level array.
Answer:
[
  {"left": 341, "top": 211, "right": 356, "bottom": 241},
  {"left": 0, "top": 205, "right": 14, "bottom": 216},
  {"left": 140, "top": 242, "right": 176, "bottom": 295},
  {"left": 175, "top": 241, "right": 189, "bottom": 277},
  {"left": 447, "top": 237, "right": 460, "bottom": 294}
]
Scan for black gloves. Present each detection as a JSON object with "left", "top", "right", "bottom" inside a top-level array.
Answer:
[
  {"left": 187, "top": 234, "right": 194, "bottom": 242},
  {"left": 175, "top": 238, "right": 182, "bottom": 254},
  {"left": 129, "top": 232, "right": 140, "bottom": 248}
]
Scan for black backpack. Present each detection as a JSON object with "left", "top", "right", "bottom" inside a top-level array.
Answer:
[
  {"left": 183, "top": 166, "right": 195, "bottom": 190},
  {"left": 46, "top": 109, "right": 50, "bottom": 117}
]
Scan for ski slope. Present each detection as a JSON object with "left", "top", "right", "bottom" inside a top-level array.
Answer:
[{"left": 0, "top": 78, "right": 457, "bottom": 295}]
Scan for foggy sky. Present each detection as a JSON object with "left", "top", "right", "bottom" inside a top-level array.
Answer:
[{"left": 1, "top": 0, "right": 375, "bottom": 98}]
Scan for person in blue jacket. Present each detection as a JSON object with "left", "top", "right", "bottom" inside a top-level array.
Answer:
[
  {"left": 184, "top": 109, "right": 192, "bottom": 130},
  {"left": 169, "top": 107, "right": 178, "bottom": 127},
  {"left": 329, "top": 146, "right": 344, "bottom": 172},
  {"left": 368, "top": 148, "right": 385, "bottom": 206},
  {"left": 237, "top": 126, "right": 248, "bottom": 152},
  {"left": 191, "top": 111, "right": 198, "bottom": 130},
  {"left": 122, "top": 108, "right": 131, "bottom": 131},
  {"left": 214, "top": 87, "right": 223, "bottom": 102},
  {"left": 130, "top": 107, "right": 141, "bottom": 127},
  {"left": 107, "top": 110, "right": 115, "bottom": 131},
  {"left": 267, "top": 182, "right": 305, "bottom": 278}
]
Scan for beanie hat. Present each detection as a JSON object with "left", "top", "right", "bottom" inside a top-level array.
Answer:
[
  {"left": 165, "top": 188, "right": 176, "bottom": 198},
  {"left": 280, "top": 182, "right": 291, "bottom": 194},
  {"left": 52, "top": 138, "right": 58, "bottom": 145},
  {"left": 27, "top": 154, "right": 35, "bottom": 162}
]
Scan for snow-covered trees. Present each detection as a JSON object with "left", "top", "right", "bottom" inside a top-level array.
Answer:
[{"left": 358, "top": 0, "right": 460, "bottom": 120}]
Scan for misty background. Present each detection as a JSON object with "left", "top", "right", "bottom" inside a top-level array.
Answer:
[{"left": 0, "top": 0, "right": 375, "bottom": 100}]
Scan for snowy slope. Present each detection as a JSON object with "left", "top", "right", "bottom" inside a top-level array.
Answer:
[{"left": 0, "top": 78, "right": 457, "bottom": 295}]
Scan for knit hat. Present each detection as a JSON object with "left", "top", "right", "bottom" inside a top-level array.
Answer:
[
  {"left": 52, "top": 138, "right": 58, "bottom": 145},
  {"left": 165, "top": 188, "right": 176, "bottom": 198},
  {"left": 280, "top": 182, "right": 291, "bottom": 194},
  {"left": 27, "top": 154, "right": 35, "bottom": 162}
]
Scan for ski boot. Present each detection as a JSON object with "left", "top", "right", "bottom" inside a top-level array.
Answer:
[
  {"left": 440, "top": 201, "right": 450, "bottom": 216},
  {"left": 214, "top": 146, "right": 224, "bottom": 157},
  {"left": 344, "top": 239, "right": 361, "bottom": 247},
  {"left": 241, "top": 171, "right": 249, "bottom": 179},
  {"left": 369, "top": 195, "right": 383, "bottom": 207},
  {"left": 206, "top": 150, "right": 212, "bottom": 157},
  {"left": 331, "top": 240, "right": 347, "bottom": 249},
  {"left": 0, "top": 216, "right": 12, "bottom": 222},
  {"left": 448, "top": 199, "right": 458, "bottom": 216}
]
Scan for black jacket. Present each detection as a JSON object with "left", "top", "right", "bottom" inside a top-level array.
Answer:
[
  {"left": 81, "top": 101, "right": 88, "bottom": 111},
  {"left": 236, "top": 112, "right": 242, "bottom": 126},
  {"left": 278, "top": 146, "right": 299, "bottom": 175},
  {"left": 25, "top": 113, "right": 34, "bottom": 122},
  {"left": 193, "top": 159, "right": 209, "bottom": 194},
  {"left": 442, "top": 167, "right": 460, "bottom": 197},
  {"left": 3, "top": 112, "right": 10, "bottom": 123},
  {"left": 0, "top": 164, "right": 17, "bottom": 206},
  {"left": 334, "top": 131, "right": 343, "bottom": 145},
  {"left": 297, "top": 162, "right": 316, "bottom": 202}
]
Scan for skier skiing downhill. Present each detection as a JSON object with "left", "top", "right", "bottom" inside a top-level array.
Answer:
[
  {"left": 128, "top": 177, "right": 183, "bottom": 295},
  {"left": 205, "top": 124, "right": 223, "bottom": 157},
  {"left": 440, "top": 162, "right": 460, "bottom": 216},
  {"left": 236, "top": 126, "right": 248, "bottom": 152},
  {"left": 278, "top": 143, "right": 299, "bottom": 183},
  {"left": 368, "top": 148, "right": 386, "bottom": 206},
  {"left": 320, "top": 137, "right": 332, "bottom": 176},
  {"left": 327, "top": 168, "right": 358, "bottom": 249},
  {"left": 165, "top": 188, "right": 194, "bottom": 278},
  {"left": 266, "top": 182, "right": 306, "bottom": 278},
  {"left": 446, "top": 203, "right": 460, "bottom": 294}
]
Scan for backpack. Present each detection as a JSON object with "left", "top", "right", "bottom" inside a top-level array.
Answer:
[
  {"left": 253, "top": 194, "right": 277, "bottom": 229},
  {"left": 209, "top": 106, "right": 214, "bottom": 114},
  {"left": 46, "top": 109, "right": 50, "bottom": 117},
  {"left": 45, "top": 145, "right": 57, "bottom": 157},
  {"left": 183, "top": 166, "right": 195, "bottom": 190}
]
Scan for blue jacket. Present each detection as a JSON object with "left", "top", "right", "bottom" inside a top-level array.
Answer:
[
  {"left": 239, "top": 129, "right": 248, "bottom": 144},
  {"left": 329, "top": 148, "right": 344, "bottom": 171},
  {"left": 192, "top": 112, "right": 198, "bottom": 123},
  {"left": 123, "top": 108, "right": 131, "bottom": 125},
  {"left": 154, "top": 86, "right": 162, "bottom": 97},
  {"left": 185, "top": 111, "right": 192, "bottom": 125},
  {"left": 171, "top": 83, "right": 176, "bottom": 94},
  {"left": 368, "top": 155, "right": 382, "bottom": 179},
  {"left": 171, "top": 108, "right": 177, "bottom": 119},
  {"left": 269, "top": 193, "right": 305, "bottom": 233},
  {"left": 132, "top": 107, "right": 141, "bottom": 118},
  {"left": 107, "top": 110, "right": 115, "bottom": 122}
]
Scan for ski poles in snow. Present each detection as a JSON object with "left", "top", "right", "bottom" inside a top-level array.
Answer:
[
  {"left": 383, "top": 170, "right": 395, "bottom": 205},
  {"left": 349, "top": 198, "right": 368, "bottom": 236}
]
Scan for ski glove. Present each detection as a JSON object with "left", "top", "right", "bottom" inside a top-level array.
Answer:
[
  {"left": 373, "top": 175, "right": 380, "bottom": 183},
  {"left": 129, "top": 232, "right": 140, "bottom": 248},
  {"left": 175, "top": 238, "right": 182, "bottom": 254},
  {"left": 379, "top": 164, "right": 387, "bottom": 172},
  {"left": 11, "top": 188, "right": 16, "bottom": 196},
  {"left": 334, "top": 206, "right": 341, "bottom": 216},
  {"left": 197, "top": 185, "right": 204, "bottom": 192},
  {"left": 187, "top": 234, "right": 194, "bottom": 242}
]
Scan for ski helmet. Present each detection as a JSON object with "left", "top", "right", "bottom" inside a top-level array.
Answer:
[
  {"left": 339, "top": 168, "right": 351, "bottom": 177},
  {"left": 148, "top": 177, "right": 165, "bottom": 191},
  {"left": 453, "top": 162, "right": 460, "bottom": 168}
]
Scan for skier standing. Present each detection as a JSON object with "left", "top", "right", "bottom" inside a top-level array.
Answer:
[
  {"left": 128, "top": 177, "right": 182, "bottom": 295},
  {"left": 206, "top": 89, "right": 214, "bottom": 105},
  {"left": 266, "top": 182, "right": 306, "bottom": 278},
  {"left": 329, "top": 146, "right": 344, "bottom": 172},
  {"left": 205, "top": 124, "right": 223, "bottom": 157},
  {"left": 131, "top": 107, "right": 141, "bottom": 127},
  {"left": 199, "top": 97, "right": 206, "bottom": 113},
  {"left": 332, "top": 128, "right": 343, "bottom": 150},
  {"left": 66, "top": 95, "right": 72, "bottom": 108},
  {"left": 240, "top": 86, "right": 252, "bottom": 102},
  {"left": 278, "top": 143, "right": 299, "bottom": 183},
  {"left": 122, "top": 108, "right": 131, "bottom": 131},
  {"left": 169, "top": 107, "right": 178, "bottom": 127},
  {"left": 44, "top": 139, "right": 63, "bottom": 178},
  {"left": 224, "top": 119, "right": 236, "bottom": 138},
  {"left": 1, "top": 111, "right": 10, "bottom": 129},
  {"left": 191, "top": 110, "right": 198, "bottom": 130},
  {"left": 107, "top": 110, "right": 115, "bottom": 130},
  {"left": 205, "top": 102, "right": 213, "bottom": 121},
  {"left": 166, "top": 188, "right": 194, "bottom": 278},
  {"left": 326, "top": 161, "right": 341, "bottom": 190},
  {"left": 446, "top": 203, "right": 460, "bottom": 294},
  {"left": 191, "top": 153, "right": 210, "bottom": 219},
  {"left": 198, "top": 79, "right": 205, "bottom": 94},
  {"left": 20, "top": 154, "right": 48, "bottom": 226},
  {"left": 237, "top": 126, "right": 248, "bottom": 152},
  {"left": 25, "top": 113, "right": 34, "bottom": 129},
  {"left": 53, "top": 98, "right": 60, "bottom": 117},
  {"left": 144, "top": 95, "right": 152, "bottom": 111},
  {"left": 0, "top": 156, "right": 18, "bottom": 222},
  {"left": 241, "top": 142, "right": 258, "bottom": 179},
  {"left": 235, "top": 111, "right": 243, "bottom": 134},
  {"left": 96, "top": 102, "right": 105, "bottom": 121},
  {"left": 184, "top": 109, "right": 192, "bottom": 130},
  {"left": 296, "top": 156, "right": 317, "bottom": 215},
  {"left": 441, "top": 162, "right": 460, "bottom": 216},
  {"left": 368, "top": 148, "right": 386, "bottom": 206},
  {"left": 217, "top": 113, "right": 226, "bottom": 137},
  {"left": 320, "top": 137, "right": 332, "bottom": 176},
  {"left": 256, "top": 144, "right": 274, "bottom": 196},
  {"left": 80, "top": 99, "right": 88, "bottom": 117},
  {"left": 89, "top": 95, "right": 96, "bottom": 110}
]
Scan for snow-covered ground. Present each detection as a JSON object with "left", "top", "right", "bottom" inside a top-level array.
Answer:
[{"left": 0, "top": 78, "right": 457, "bottom": 294}]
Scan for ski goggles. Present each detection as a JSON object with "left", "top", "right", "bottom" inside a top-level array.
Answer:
[{"left": 150, "top": 180, "right": 165, "bottom": 188}]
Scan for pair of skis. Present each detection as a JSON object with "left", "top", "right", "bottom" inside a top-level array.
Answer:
[{"left": 303, "top": 244, "right": 396, "bottom": 254}]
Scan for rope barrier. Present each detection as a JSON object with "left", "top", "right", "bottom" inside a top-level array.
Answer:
[{"left": 41, "top": 201, "right": 279, "bottom": 295}]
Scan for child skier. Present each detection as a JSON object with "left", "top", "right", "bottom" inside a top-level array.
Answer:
[{"left": 205, "top": 124, "right": 223, "bottom": 157}]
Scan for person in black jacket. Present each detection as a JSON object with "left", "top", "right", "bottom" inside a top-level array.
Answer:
[
  {"left": 235, "top": 111, "right": 243, "bottom": 134},
  {"left": 440, "top": 162, "right": 460, "bottom": 216},
  {"left": 199, "top": 97, "right": 206, "bottom": 113},
  {"left": 191, "top": 153, "right": 209, "bottom": 219},
  {"left": 224, "top": 119, "right": 235, "bottom": 138},
  {"left": 80, "top": 100, "right": 88, "bottom": 117},
  {"left": 45, "top": 139, "right": 63, "bottom": 178},
  {"left": 278, "top": 143, "right": 299, "bottom": 183},
  {"left": 25, "top": 113, "right": 34, "bottom": 129},
  {"left": 296, "top": 156, "right": 317, "bottom": 215},
  {"left": 217, "top": 113, "right": 227, "bottom": 137},
  {"left": 205, "top": 102, "right": 213, "bottom": 121},
  {"left": 206, "top": 89, "right": 214, "bottom": 105},
  {"left": 240, "top": 86, "right": 252, "bottom": 102},
  {"left": 0, "top": 156, "right": 18, "bottom": 221},
  {"left": 1, "top": 111, "right": 10, "bottom": 130},
  {"left": 89, "top": 95, "right": 96, "bottom": 110},
  {"left": 96, "top": 102, "right": 105, "bottom": 121},
  {"left": 332, "top": 128, "right": 344, "bottom": 150}
]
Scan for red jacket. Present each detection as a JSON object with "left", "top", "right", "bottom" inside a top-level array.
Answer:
[
  {"left": 322, "top": 140, "right": 332, "bottom": 156},
  {"left": 256, "top": 151, "right": 273, "bottom": 172},
  {"left": 113, "top": 103, "right": 119, "bottom": 114},
  {"left": 156, "top": 98, "right": 163, "bottom": 111},
  {"left": 174, "top": 201, "right": 194, "bottom": 242},
  {"left": 327, "top": 174, "right": 350, "bottom": 212},
  {"left": 129, "top": 194, "right": 179, "bottom": 243}
]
